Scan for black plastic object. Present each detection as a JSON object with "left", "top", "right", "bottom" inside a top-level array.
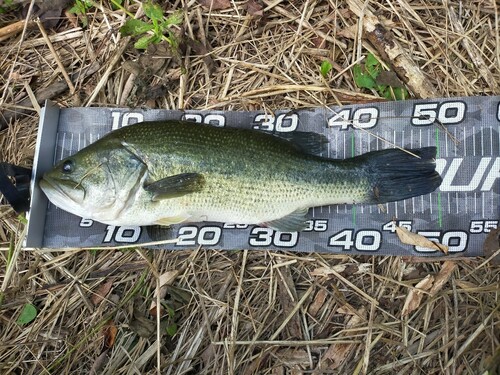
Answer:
[{"left": 0, "top": 162, "right": 32, "bottom": 213}]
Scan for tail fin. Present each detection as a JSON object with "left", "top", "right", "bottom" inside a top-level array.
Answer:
[{"left": 359, "top": 147, "right": 442, "bottom": 203}]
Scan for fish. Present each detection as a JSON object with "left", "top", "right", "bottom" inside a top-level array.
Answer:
[{"left": 39, "top": 120, "right": 442, "bottom": 231}]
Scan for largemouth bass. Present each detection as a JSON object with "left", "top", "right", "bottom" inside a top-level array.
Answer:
[{"left": 39, "top": 120, "right": 442, "bottom": 231}]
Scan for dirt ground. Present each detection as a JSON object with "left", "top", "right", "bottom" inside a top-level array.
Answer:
[{"left": 0, "top": 0, "right": 499, "bottom": 374}]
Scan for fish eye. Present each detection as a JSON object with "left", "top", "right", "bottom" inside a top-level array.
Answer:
[{"left": 62, "top": 160, "right": 74, "bottom": 174}]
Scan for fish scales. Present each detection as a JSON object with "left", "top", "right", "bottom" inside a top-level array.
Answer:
[{"left": 117, "top": 122, "right": 368, "bottom": 221}]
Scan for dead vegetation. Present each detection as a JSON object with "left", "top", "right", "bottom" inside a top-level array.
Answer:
[{"left": 0, "top": 0, "right": 499, "bottom": 373}]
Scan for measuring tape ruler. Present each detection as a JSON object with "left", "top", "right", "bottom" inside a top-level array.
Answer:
[{"left": 26, "top": 97, "right": 500, "bottom": 256}]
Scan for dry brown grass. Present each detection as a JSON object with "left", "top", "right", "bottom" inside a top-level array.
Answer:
[{"left": 0, "top": 0, "right": 499, "bottom": 374}]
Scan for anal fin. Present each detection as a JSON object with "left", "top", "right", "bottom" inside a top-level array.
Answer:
[
  {"left": 262, "top": 208, "right": 309, "bottom": 232},
  {"left": 154, "top": 214, "right": 191, "bottom": 226}
]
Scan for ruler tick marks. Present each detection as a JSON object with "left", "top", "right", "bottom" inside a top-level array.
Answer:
[
  {"left": 454, "top": 128, "right": 457, "bottom": 155},
  {"left": 343, "top": 133, "right": 346, "bottom": 159},
  {"left": 463, "top": 128, "right": 467, "bottom": 156},
  {"left": 54, "top": 132, "right": 60, "bottom": 164},
  {"left": 351, "top": 132, "right": 355, "bottom": 157},
  {"left": 69, "top": 133, "right": 74, "bottom": 155},
  {"left": 482, "top": 192, "right": 485, "bottom": 218},
  {"left": 494, "top": 191, "right": 497, "bottom": 217},
  {"left": 60, "top": 133, "right": 66, "bottom": 161},
  {"left": 473, "top": 126, "right": 476, "bottom": 156},
  {"left": 490, "top": 126, "right": 493, "bottom": 156},
  {"left": 335, "top": 132, "right": 338, "bottom": 158},
  {"left": 437, "top": 192, "right": 442, "bottom": 228},
  {"left": 481, "top": 127, "right": 484, "bottom": 156},
  {"left": 445, "top": 127, "right": 449, "bottom": 157},
  {"left": 327, "top": 135, "right": 331, "bottom": 158},
  {"left": 435, "top": 128, "right": 439, "bottom": 158}
]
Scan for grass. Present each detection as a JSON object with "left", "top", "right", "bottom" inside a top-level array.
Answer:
[{"left": 0, "top": 0, "right": 499, "bottom": 374}]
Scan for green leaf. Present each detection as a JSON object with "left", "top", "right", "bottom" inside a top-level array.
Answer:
[
  {"left": 17, "top": 304, "right": 37, "bottom": 325},
  {"left": 134, "top": 35, "right": 154, "bottom": 49},
  {"left": 365, "top": 53, "right": 381, "bottom": 79},
  {"left": 150, "top": 34, "right": 162, "bottom": 45},
  {"left": 161, "top": 11, "right": 183, "bottom": 28},
  {"left": 69, "top": 0, "right": 92, "bottom": 15},
  {"left": 17, "top": 213, "right": 27, "bottom": 225},
  {"left": 133, "top": 34, "right": 161, "bottom": 49},
  {"left": 382, "top": 87, "right": 392, "bottom": 100},
  {"left": 353, "top": 65, "right": 375, "bottom": 89},
  {"left": 111, "top": 0, "right": 127, "bottom": 12},
  {"left": 144, "top": 2, "right": 164, "bottom": 21},
  {"left": 320, "top": 60, "right": 333, "bottom": 78},
  {"left": 68, "top": 4, "right": 84, "bottom": 15},
  {"left": 166, "top": 323, "right": 177, "bottom": 336},
  {"left": 164, "top": 32, "right": 178, "bottom": 48},
  {"left": 166, "top": 305, "right": 175, "bottom": 319},
  {"left": 0, "top": 0, "right": 14, "bottom": 12},
  {"left": 393, "top": 87, "right": 408, "bottom": 100},
  {"left": 120, "top": 19, "right": 154, "bottom": 36},
  {"left": 378, "top": 85, "right": 408, "bottom": 101},
  {"left": 365, "top": 53, "right": 379, "bottom": 68}
]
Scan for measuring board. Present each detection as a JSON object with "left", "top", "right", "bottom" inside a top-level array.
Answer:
[{"left": 25, "top": 97, "right": 500, "bottom": 256}]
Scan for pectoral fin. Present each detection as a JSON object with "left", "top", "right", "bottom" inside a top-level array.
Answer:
[
  {"left": 262, "top": 208, "right": 309, "bottom": 232},
  {"left": 145, "top": 173, "right": 205, "bottom": 201}
]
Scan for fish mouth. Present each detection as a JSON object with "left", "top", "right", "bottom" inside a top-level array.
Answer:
[{"left": 39, "top": 175, "right": 85, "bottom": 206}]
